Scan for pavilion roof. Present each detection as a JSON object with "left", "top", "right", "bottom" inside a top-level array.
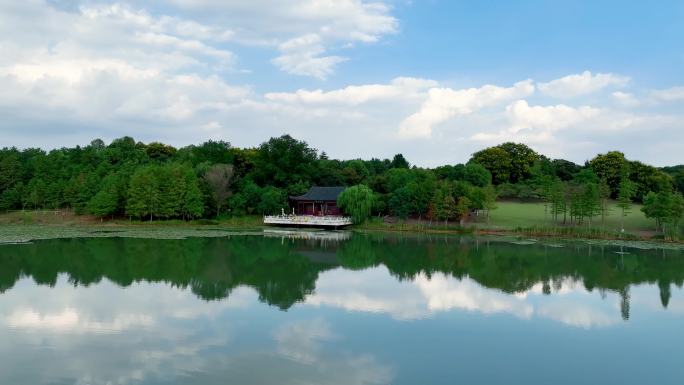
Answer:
[{"left": 290, "top": 186, "right": 346, "bottom": 202}]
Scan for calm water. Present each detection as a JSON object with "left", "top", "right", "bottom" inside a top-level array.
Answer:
[{"left": 1, "top": 231, "right": 683, "bottom": 385}]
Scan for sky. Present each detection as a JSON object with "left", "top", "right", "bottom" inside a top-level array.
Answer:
[{"left": 1, "top": 0, "right": 683, "bottom": 167}]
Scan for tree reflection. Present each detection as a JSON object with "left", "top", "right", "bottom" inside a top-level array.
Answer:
[{"left": 0, "top": 234, "right": 683, "bottom": 319}]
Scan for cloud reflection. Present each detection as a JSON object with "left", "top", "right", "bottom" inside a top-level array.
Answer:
[{"left": 305, "top": 267, "right": 623, "bottom": 328}]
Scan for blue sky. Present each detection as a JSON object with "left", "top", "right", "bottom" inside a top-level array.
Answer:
[{"left": 1, "top": 0, "right": 683, "bottom": 166}]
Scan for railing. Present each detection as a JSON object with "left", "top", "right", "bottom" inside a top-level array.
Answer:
[{"left": 263, "top": 214, "right": 353, "bottom": 227}]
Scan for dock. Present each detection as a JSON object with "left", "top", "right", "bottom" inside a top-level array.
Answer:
[{"left": 263, "top": 214, "right": 353, "bottom": 229}]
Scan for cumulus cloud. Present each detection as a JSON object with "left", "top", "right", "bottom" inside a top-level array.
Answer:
[
  {"left": 506, "top": 100, "right": 600, "bottom": 133},
  {"left": 0, "top": 1, "right": 683, "bottom": 166},
  {"left": 612, "top": 91, "right": 640, "bottom": 107},
  {"left": 650, "top": 86, "right": 684, "bottom": 103},
  {"left": 158, "top": 0, "right": 398, "bottom": 77},
  {"left": 538, "top": 71, "right": 630, "bottom": 98},
  {"left": 266, "top": 77, "right": 437, "bottom": 104},
  {"left": 398, "top": 80, "right": 535, "bottom": 139}
]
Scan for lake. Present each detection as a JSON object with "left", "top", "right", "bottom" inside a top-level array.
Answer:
[{"left": 1, "top": 230, "right": 683, "bottom": 385}]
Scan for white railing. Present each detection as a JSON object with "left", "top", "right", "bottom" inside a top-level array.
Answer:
[{"left": 263, "top": 214, "right": 353, "bottom": 227}]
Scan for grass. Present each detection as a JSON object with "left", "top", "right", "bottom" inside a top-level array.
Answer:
[
  {"left": 483, "top": 200, "right": 655, "bottom": 234},
  {"left": 357, "top": 200, "right": 676, "bottom": 242},
  {"left": 1, "top": 202, "right": 677, "bottom": 243},
  {"left": 0, "top": 210, "right": 265, "bottom": 228}
]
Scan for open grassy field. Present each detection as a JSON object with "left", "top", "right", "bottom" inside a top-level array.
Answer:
[
  {"left": 0, "top": 209, "right": 264, "bottom": 228},
  {"left": 484, "top": 200, "right": 655, "bottom": 234}
]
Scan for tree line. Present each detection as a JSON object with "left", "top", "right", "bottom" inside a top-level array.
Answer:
[{"left": 0, "top": 135, "right": 682, "bottom": 235}]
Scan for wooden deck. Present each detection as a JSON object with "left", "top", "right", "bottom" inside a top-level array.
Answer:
[{"left": 263, "top": 215, "right": 353, "bottom": 229}]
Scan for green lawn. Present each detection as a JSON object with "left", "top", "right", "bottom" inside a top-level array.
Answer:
[{"left": 484, "top": 200, "right": 655, "bottom": 233}]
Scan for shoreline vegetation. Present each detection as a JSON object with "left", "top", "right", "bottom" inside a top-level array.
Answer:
[
  {"left": 1, "top": 202, "right": 682, "bottom": 248},
  {"left": 1, "top": 135, "right": 682, "bottom": 242}
]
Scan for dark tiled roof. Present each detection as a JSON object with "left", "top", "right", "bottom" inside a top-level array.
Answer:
[{"left": 290, "top": 186, "right": 346, "bottom": 201}]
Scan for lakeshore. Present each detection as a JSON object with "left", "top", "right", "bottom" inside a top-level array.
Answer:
[{"left": 1, "top": 201, "right": 681, "bottom": 248}]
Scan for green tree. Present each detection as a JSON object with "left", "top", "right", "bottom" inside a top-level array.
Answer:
[
  {"left": 258, "top": 186, "right": 286, "bottom": 215},
  {"left": 337, "top": 184, "right": 375, "bottom": 224},
  {"left": 470, "top": 147, "right": 511, "bottom": 184},
  {"left": 463, "top": 163, "right": 492, "bottom": 187},
  {"left": 390, "top": 154, "right": 410, "bottom": 169},
  {"left": 388, "top": 187, "right": 412, "bottom": 219},
  {"left": 26, "top": 178, "right": 47, "bottom": 209},
  {"left": 471, "top": 143, "right": 539, "bottom": 184},
  {"left": 253, "top": 135, "right": 317, "bottom": 187},
  {"left": 456, "top": 196, "right": 472, "bottom": 225},
  {"left": 203, "top": 164, "right": 234, "bottom": 217},
  {"left": 642, "top": 190, "right": 683, "bottom": 238},
  {"left": 616, "top": 177, "right": 635, "bottom": 232},
  {"left": 181, "top": 166, "right": 204, "bottom": 219},
  {"left": 88, "top": 186, "right": 118, "bottom": 221},
  {"left": 598, "top": 178, "right": 611, "bottom": 225},
  {"left": 431, "top": 182, "right": 456, "bottom": 227},
  {"left": 589, "top": 151, "right": 628, "bottom": 197},
  {"left": 126, "top": 166, "right": 159, "bottom": 221}
]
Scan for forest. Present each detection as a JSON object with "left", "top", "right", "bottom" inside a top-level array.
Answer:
[{"left": 0, "top": 135, "right": 682, "bottom": 236}]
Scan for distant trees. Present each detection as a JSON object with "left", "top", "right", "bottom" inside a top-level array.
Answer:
[
  {"left": 253, "top": 135, "right": 317, "bottom": 187},
  {"left": 390, "top": 154, "right": 410, "bottom": 169},
  {"left": 470, "top": 142, "right": 539, "bottom": 184},
  {"left": 338, "top": 185, "right": 374, "bottom": 224},
  {"left": 589, "top": 151, "right": 627, "bottom": 198},
  {"left": 0, "top": 136, "right": 680, "bottom": 235},
  {"left": 616, "top": 177, "right": 635, "bottom": 232},
  {"left": 642, "top": 190, "right": 684, "bottom": 239},
  {"left": 126, "top": 163, "right": 203, "bottom": 221},
  {"left": 88, "top": 175, "right": 120, "bottom": 220},
  {"left": 203, "top": 164, "right": 234, "bottom": 217}
]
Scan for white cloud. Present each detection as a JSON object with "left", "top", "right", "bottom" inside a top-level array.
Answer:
[
  {"left": 266, "top": 77, "right": 437, "bottom": 104},
  {"left": 304, "top": 267, "right": 625, "bottom": 328},
  {"left": 272, "top": 34, "right": 347, "bottom": 79},
  {"left": 650, "top": 86, "right": 684, "bottom": 102},
  {"left": 398, "top": 80, "right": 535, "bottom": 138},
  {"left": 538, "top": 71, "right": 630, "bottom": 98},
  {"left": 158, "top": 0, "right": 398, "bottom": 77},
  {"left": 506, "top": 100, "right": 600, "bottom": 133},
  {"left": 612, "top": 91, "right": 640, "bottom": 107}
]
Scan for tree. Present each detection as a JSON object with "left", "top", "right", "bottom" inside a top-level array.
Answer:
[
  {"left": 432, "top": 182, "right": 456, "bottom": 227},
  {"left": 26, "top": 178, "right": 47, "bottom": 209},
  {"left": 388, "top": 187, "right": 412, "bottom": 219},
  {"left": 456, "top": 196, "right": 471, "bottom": 226},
  {"left": 463, "top": 163, "right": 492, "bottom": 187},
  {"left": 616, "top": 177, "right": 635, "bottom": 232},
  {"left": 258, "top": 186, "right": 286, "bottom": 215},
  {"left": 482, "top": 186, "right": 498, "bottom": 223},
  {"left": 580, "top": 182, "right": 600, "bottom": 226},
  {"left": 337, "top": 184, "right": 375, "bottom": 224},
  {"left": 203, "top": 164, "right": 234, "bottom": 217},
  {"left": 589, "top": 151, "right": 628, "bottom": 197},
  {"left": 181, "top": 167, "right": 204, "bottom": 219},
  {"left": 665, "top": 193, "right": 684, "bottom": 240},
  {"left": 88, "top": 187, "right": 118, "bottom": 221},
  {"left": 126, "top": 166, "right": 159, "bottom": 221},
  {"left": 390, "top": 154, "right": 409, "bottom": 169},
  {"left": 642, "top": 191, "right": 683, "bottom": 238},
  {"left": 471, "top": 143, "right": 539, "bottom": 184},
  {"left": 145, "top": 142, "right": 177, "bottom": 162},
  {"left": 549, "top": 181, "right": 567, "bottom": 224},
  {"left": 598, "top": 178, "right": 611, "bottom": 225},
  {"left": 253, "top": 135, "right": 317, "bottom": 187},
  {"left": 470, "top": 147, "right": 511, "bottom": 184}
]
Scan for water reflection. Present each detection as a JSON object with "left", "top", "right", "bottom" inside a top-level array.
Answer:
[
  {"left": 1, "top": 233, "right": 683, "bottom": 384},
  {"left": 0, "top": 233, "right": 682, "bottom": 321}
]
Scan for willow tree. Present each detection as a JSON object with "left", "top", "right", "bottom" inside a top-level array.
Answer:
[{"left": 337, "top": 184, "right": 374, "bottom": 224}]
